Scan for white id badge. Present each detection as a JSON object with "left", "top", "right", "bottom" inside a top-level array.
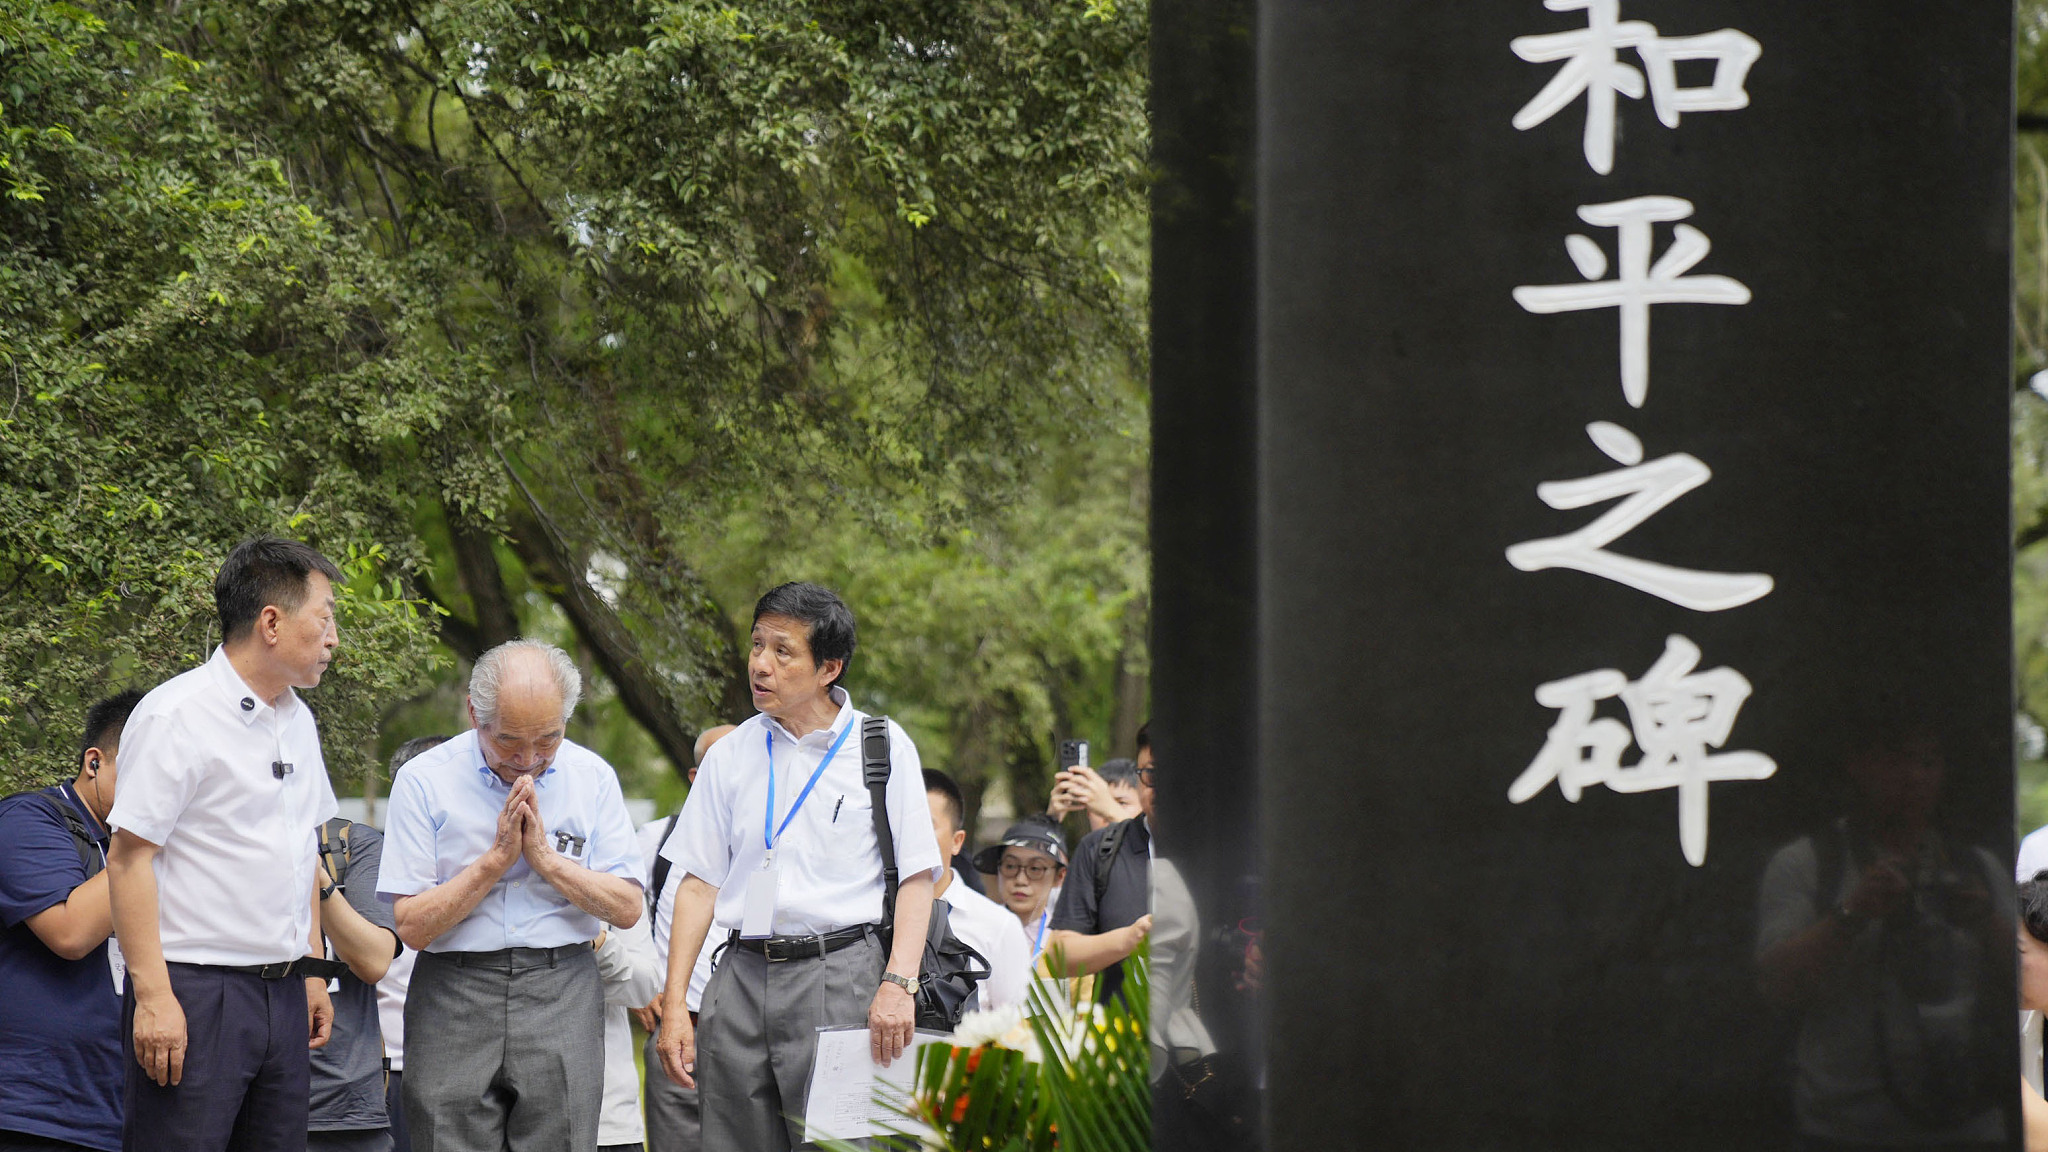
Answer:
[
  {"left": 740, "top": 861, "right": 779, "bottom": 939},
  {"left": 107, "top": 934, "right": 126, "bottom": 995}
]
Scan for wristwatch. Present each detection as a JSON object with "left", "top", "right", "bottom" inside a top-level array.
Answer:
[
  {"left": 880, "top": 971, "right": 919, "bottom": 996},
  {"left": 320, "top": 875, "right": 342, "bottom": 901}
]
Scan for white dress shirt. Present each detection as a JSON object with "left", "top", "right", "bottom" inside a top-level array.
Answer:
[
  {"left": 377, "top": 731, "right": 643, "bottom": 951},
  {"left": 939, "top": 875, "right": 1032, "bottom": 1009},
  {"left": 662, "top": 690, "right": 944, "bottom": 938},
  {"left": 595, "top": 909, "right": 661, "bottom": 1146},
  {"left": 638, "top": 818, "right": 718, "bottom": 1012},
  {"left": 107, "top": 646, "right": 337, "bottom": 965}
]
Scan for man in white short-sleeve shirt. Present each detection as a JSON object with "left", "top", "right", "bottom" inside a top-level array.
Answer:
[
  {"left": 377, "top": 640, "right": 644, "bottom": 1152},
  {"left": 925, "top": 770, "right": 1031, "bottom": 1010},
  {"left": 654, "top": 582, "right": 942, "bottom": 1152},
  {"left": 106, "top": 536, "right": 346, "bottom": 1152}
]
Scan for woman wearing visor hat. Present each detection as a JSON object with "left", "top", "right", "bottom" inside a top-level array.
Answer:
[{"left": 974, "top": 816, "right": 1068, "bottom": 968}]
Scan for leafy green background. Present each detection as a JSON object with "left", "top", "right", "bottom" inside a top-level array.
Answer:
[{"left": 0, "top": 0, "right": 1149, "bottom": 842}]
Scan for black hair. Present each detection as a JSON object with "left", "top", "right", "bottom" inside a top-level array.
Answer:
[
  {"left": 751, "top": 582, "right": 857, "bottom": 687},
  {"left": 79, "top": 689, "right": 145, "bottom": 766},
  {"left": 389, "top": 735, "right": 450, "bottom": 776},
  {"left": 1097, "top": 757, "right": 1141, "bottom": 788},
  {"left": 2023, "top": 871, "right": 2048, "bottom": 944},
  {"left": 923, "top": 768, "right": 965, "bottom": 834},
  {"left": 1135, "top": 720, "right": 1150, "bottom": 753},
  {"left": 214, "top": 536, "right": 343, "bottom": 642}
]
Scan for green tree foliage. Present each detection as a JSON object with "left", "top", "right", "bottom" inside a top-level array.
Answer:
[
  {"left": 2018, "top": 0, "right": 2048, "bottom": 831},
  {"left": 0, "top": 3, "right": 447, "bottom": 790},
  {"left": 0, "top": 0, "right": 1151, "bottom": 814}
]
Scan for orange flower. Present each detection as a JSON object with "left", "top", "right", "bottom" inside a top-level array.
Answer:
[{"left": 951, "top": 1092, "right": 972, "bottom": 1123}]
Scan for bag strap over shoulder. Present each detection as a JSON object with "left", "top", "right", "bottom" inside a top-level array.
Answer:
[
  {"left": 862, "top": 715, "right": 897, "bottom": 931},
  {"left": 649, "top": 813, "right": 681, "bottom": 919},
  {"left": 5, "top": 790, "right": 100, "bottom": 880},
  {"left": 1094, "top": 817, "right": 1133, "bottom": 907}
]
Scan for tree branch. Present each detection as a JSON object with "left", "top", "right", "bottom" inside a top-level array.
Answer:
[
  {"left": 498, "top": 462, "right": 698, "bottom": 775},
  {"left": 446, "top": 509, "right": 521, "bottom": 652}
]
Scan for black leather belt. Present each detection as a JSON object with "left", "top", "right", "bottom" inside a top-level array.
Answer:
[
  {"left": 729, "top": 925, "right": 872, "bottom": 962},
  {"left": 214, "top": 956, "right": 349, "bottom": 980}
]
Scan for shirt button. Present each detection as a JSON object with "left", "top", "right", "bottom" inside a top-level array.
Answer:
[
  {"left": 513, "top": 881, "right": 524, "bottom": 888},
  {"left": 240, "top": 697, "right": 255, "bottom": 711}
]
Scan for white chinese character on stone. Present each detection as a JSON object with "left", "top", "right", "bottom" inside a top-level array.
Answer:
[
  {"left": 1512, "top": 0, "right": 1762, "bottom": 175},
  {"left": 1514, "top": 196, "right": 1750, "bottom": 409},
  {"left": 1509, "top": 634, "right": 1776, "bottom": 866},
  {"left": 1506, "top": 421, "right": 1773, "bottom": 612}
]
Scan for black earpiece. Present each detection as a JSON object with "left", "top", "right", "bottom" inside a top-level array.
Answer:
[{"left": 88, "top": 757, "right": 100, "bottom": 775}]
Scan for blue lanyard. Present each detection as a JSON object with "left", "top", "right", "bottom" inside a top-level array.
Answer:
[
  {"left": 1031, "top": 910, "right": 1050, "bottom": 958},
  {"left": 764, "top": 722, "right": 856, "bottom": 854}
]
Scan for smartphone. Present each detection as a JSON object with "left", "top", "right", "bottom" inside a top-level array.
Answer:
[{"left": 1057, "top": 739, "right": 1090, "bottom": 771}]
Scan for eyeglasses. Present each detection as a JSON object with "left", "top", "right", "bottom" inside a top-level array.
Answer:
[
  {"left": 998, "top": 859, "right": 1056, "bottom": 880},
  {"left": 1137, "top": 766, "right": 1157, "bottom": 786}
]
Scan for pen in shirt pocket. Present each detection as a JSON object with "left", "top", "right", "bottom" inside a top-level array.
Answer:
[{"left": 832, "top": 795, "right": 844, "bottom": 823}]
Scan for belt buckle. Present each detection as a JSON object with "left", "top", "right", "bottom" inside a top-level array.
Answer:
[{"left": 259, "top": 961, "right": 291, "bottom": 979}]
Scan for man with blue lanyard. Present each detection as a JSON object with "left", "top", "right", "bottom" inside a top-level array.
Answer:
[
  {"left": 0, "top": 690, "right": 142, "bottom": 1152},
  {"left": 654, "top": 582, "right": 941, "bottom": 1151},
  {"left": 378, "top": 640, "right": 643, "bottom": 1152}
]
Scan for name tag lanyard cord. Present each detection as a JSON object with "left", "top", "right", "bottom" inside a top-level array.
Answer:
[{"left": 763, "top": 721, "right": 856, "bottom": 867}]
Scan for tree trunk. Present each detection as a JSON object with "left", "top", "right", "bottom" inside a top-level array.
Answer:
[
  {"left": 1110, "top": 595, "right": 1150, "bottom": 757},
  {"left": 503, "top": 499, "right": 701, "bottom": 776},
  {"left": 448, "top": 510, "right": 522, "bottom": 652}
]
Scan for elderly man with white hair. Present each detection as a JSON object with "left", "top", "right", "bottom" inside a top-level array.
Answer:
[{"left": 377, "top": 640, "right": 644, "bottom": 1152}]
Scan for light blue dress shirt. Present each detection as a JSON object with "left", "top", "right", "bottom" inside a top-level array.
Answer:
[{"left": 377, "top": 730, "right": 644, "bottom": 952}]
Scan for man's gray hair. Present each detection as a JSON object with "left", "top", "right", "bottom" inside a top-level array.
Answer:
[{"left": 470, "top": 640, "right": 583, "bottom": 727}]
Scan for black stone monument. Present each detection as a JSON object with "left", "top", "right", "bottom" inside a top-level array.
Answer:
[{"left": 1151, "top": 3, "right": 2017, "bottom": 1150}]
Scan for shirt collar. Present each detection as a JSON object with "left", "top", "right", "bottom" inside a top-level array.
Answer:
[
  {"left": 206, "top": 645, "right": 299, "bottom": 729},
  {"left": 765, "top": 685, "right": 853, "bottom": 746}
]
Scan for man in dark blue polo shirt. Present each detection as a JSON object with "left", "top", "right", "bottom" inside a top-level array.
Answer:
[{"left": 0, "top": 690, "right": 144, "bottom": 1152}]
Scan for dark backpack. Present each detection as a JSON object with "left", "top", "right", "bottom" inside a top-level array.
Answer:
[
  {"left": 862, "top": 715, "right": 991, "bottom": 1030},
  {"left": 1, "top": 789, "right": 101, "bottom": 881}
]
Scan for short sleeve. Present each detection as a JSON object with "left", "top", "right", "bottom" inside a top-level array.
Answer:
[
  {"left": 105, "top": 707, "right": 199, "bottom": 847},
  {"left": 882, "top": 721, "right": 943, "bottom": 883},
  {"left": 343, "top": 826, "right": 396, "bottom": 931},
  {"left": 376, "top": 771, "right": 440, "bottom": 901},
  {"left": 1050, "top": 827, "right": 1104, "bottom": 932},
  {"left": 665, "top": 737, "right": 737, "bottom": 889},
  {"left": 0, "top": 796, "right": 91, "bottom": 927},
  {"left": 585, "top": 763, "right": 645, "bottom": 889}
]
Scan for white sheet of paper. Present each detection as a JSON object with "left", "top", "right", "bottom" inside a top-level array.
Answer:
[
  {"left": 801, "top": 1026, "right": 946, "bottom": 1143},
  {"left": 107, "top": 934, "right": 126, "bottom": 996},
  {"left": 740, "top": 864, "right": 778, "bottom": 939}
]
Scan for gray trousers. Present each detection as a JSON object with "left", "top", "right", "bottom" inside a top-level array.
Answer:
[
  {"left": 698, "top": 933, "right": 884, "bottom": 1151},
  {"left": 642, "top": 1030, "right": 700, "bottom": 1151},
  {"left": 403, "top": 946, "right": 603, "bottom": 1152}
]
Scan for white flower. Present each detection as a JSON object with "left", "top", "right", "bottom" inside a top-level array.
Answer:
[{"left": 949, "top": 1003, "right": 1026, "bottom": 1050}]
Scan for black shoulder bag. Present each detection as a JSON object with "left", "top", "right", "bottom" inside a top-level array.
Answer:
[{"left": 862, "top": 715, "right": 991, "bottom": 1031}]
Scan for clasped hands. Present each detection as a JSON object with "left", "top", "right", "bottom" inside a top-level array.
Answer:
[{"left": 485, "top": 773, "right": 557, "bottom": 872}]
